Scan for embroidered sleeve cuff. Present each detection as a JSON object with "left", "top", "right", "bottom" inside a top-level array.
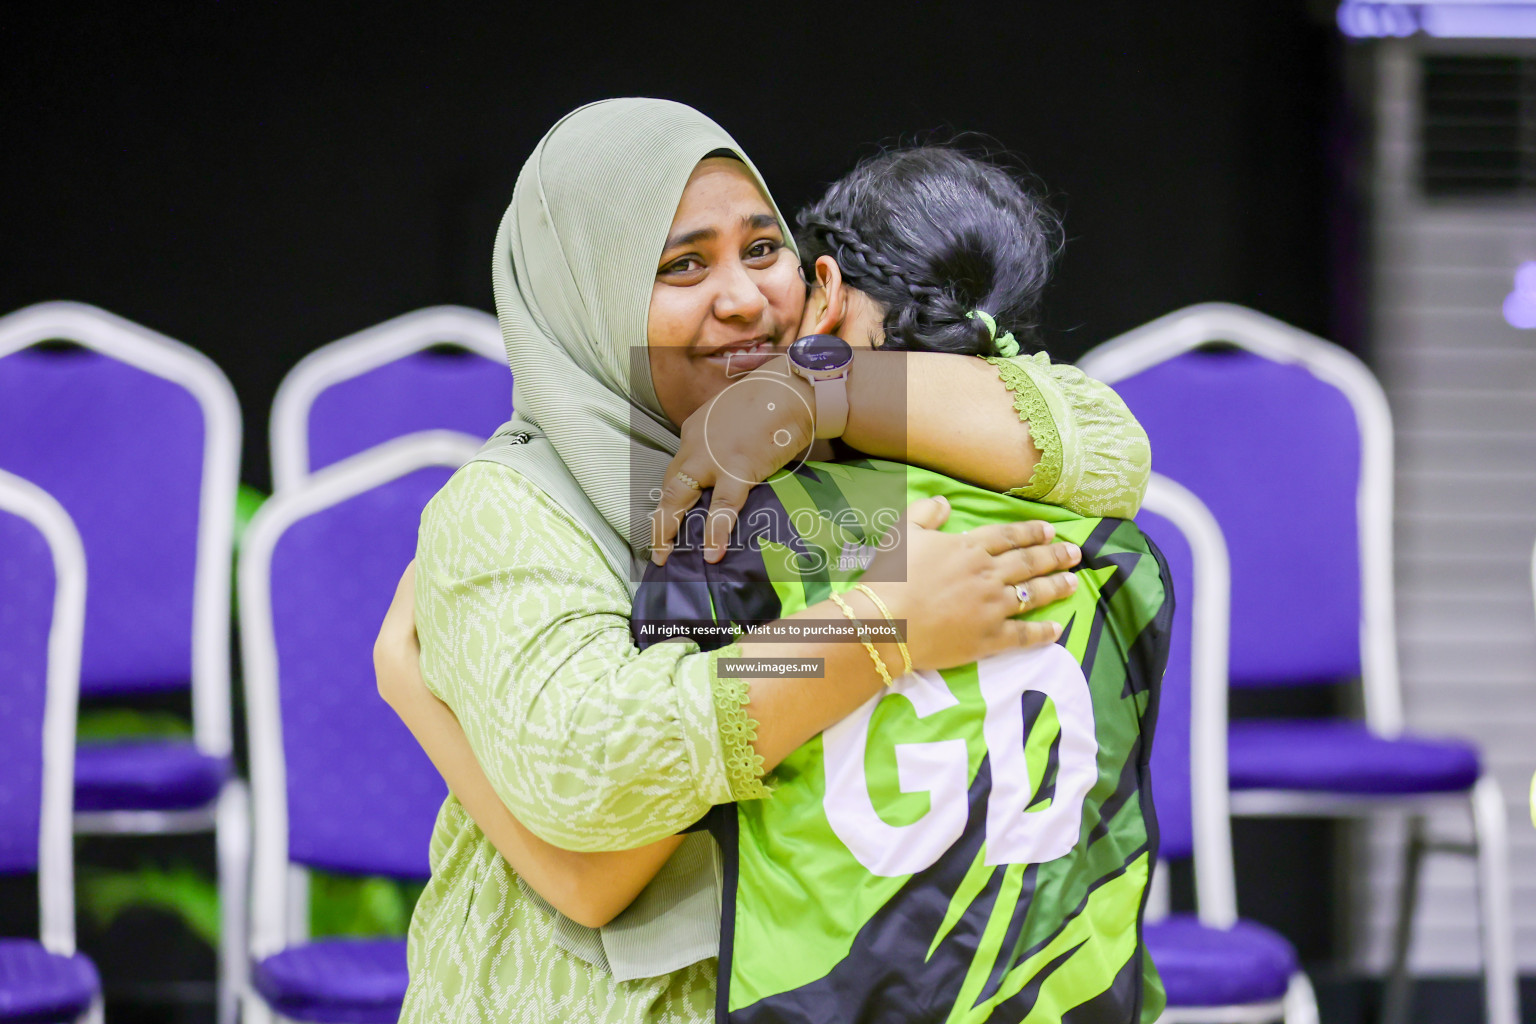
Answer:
[
  {"left": 708, "top": 646, "right": 773, "bottom": 802},
  {"left": 985, "top": 355, "right": 1063, "bottom": 500},
  {"left": 1040, "top": 363, "right": 1152, "bottom": 518}
]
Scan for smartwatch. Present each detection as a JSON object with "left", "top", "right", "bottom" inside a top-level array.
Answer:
[{"left": 787, "top": 334, "right": 854, "bottom": 440}]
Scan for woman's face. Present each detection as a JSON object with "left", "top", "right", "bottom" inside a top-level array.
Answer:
[{"left": 648, "top": 158, "right": 805, "bottom": 427}]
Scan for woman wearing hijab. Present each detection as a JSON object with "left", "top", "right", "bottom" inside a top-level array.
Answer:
[{"left": 384, "top": 99, "right": 1144, "bottom": 1023}]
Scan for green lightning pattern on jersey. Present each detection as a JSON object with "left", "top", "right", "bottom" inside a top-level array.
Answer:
[{"left": 634, "top": 459, "right": 1171, "bottom": 1024}]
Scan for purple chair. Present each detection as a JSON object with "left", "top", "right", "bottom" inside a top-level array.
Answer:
[
  {"left": 0, "top": 301, "right": 249, "bottom": 1024},
  {"left": 1139, "top": 474, "right": 1319, "bottom": 1023},
  {"left": 1082, "top": 304, "right": 1517, "bottom": 1024},
  {"left": 269, "top": 306, "right": 508, "bottom": 492},
  {"left": 0, "top": 468, "right": 101, "bottom": 1024},
  {"left": 240, "top": 432, "right": 476, "bottom": 1024}
]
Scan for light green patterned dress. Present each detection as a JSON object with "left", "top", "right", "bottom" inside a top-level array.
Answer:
[{"left": 399, "top": 354, "right": 1151, "bottom": 1024}]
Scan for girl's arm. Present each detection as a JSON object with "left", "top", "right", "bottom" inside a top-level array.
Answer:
[
  {"left": 851, "top": 350, "right": 1152, "bottom": 517},
  {"left": 375, "top": 562, "right": 683, "bottom": 928},
  {"left": 652, "top": 350, "right": 1149, "bottom": 562}
]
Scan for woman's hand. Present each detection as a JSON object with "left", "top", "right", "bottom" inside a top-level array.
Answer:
[
  {"left": 738, "top": 496, "right": 1080, "bottom": 770},
  {"left": 860, "top": 496, "right": 1080, "bottom": 670},
  {"left": 651, "top": 354, "right": 815, "bottom": 565}
]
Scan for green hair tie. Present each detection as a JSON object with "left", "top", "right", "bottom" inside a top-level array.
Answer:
[{"left": 966, "top": 309, "right": 1020, "bottom": 358}]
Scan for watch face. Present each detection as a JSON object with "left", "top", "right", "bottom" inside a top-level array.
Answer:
[{"left": 791, "top": 333, "right": 854, "bottom": 371}]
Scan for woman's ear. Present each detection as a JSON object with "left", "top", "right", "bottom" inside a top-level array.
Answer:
[{"left": 811, "top": 256, "right": 848, "bottom": 336}]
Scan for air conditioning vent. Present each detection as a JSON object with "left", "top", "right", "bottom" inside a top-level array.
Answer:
[{"left": 1420, "top": 54, "right": 1536, "bottom": 196}]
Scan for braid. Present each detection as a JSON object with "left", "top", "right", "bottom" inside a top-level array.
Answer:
[
  {"left": 798, "top": 207, "right": 985, "bottom": 353},
  {"left": 799, "top": 212, "right": 940, "bottom": 302}
]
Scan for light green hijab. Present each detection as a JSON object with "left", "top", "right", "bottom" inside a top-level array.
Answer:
[
  {"left": 473, "top": 99, "right": 794, "bottom": 980},
  {"left": 476, "top": 97, "right": 795, "bottom": 587}
]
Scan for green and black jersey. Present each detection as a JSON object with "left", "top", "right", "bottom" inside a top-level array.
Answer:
[{"left": 633, "top": 459, "right": 1171, "bottom": 1024}]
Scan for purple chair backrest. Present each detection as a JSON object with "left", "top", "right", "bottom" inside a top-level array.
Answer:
[
  {"left": 0, "top": 468, "right": 85, "bottom": 953},
  {"left": 244, "top": 436, "right": 471, "bottom": 882},
  {"left": 0, "top": 347, "right": 206, "bottom": 695},
  {"left": 0, "top": 504, "right": 56, "bottom": 874},
  {"left": 306, "top": 350, "right": 508, "bottom": 476},
  {"left": 269, "top": 307, "right": 508, "bottom": 492},
  {"left": 1111, "top": 348, "right": 1362, "bottom": 687}
]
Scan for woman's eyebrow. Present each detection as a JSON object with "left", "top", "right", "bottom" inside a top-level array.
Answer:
[
  {"left": 663, "top": 226, "right": 716, "bottom": 252},
  {"left": 662, "top": 214, "right": 780, "bottom": 254}
]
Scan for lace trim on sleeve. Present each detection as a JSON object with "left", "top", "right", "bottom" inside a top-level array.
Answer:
[
  {"left": 712, "top": 673, "right": 773, "bottom": 801},
  {"left": 1038, "top": 361, "right": 1152, "bottom": 519},
  {"left": 984, "top": 355, "right": 1062, "bottom": 500}
]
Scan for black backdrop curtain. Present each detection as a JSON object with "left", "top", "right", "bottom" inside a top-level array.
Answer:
[{"left": 0, "top": 0, "right": 1350, "bottom": 997}]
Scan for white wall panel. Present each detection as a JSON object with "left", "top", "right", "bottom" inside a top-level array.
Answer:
[{"left": 1353, "top": 38, "right": 1536, "bottom": 976}]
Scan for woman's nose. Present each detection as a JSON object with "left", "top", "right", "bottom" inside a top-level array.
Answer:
[{"left": 712, "top": 258, "right": 768, "bottom": 322}]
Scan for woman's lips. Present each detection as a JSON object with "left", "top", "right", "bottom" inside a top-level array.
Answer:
[{"left": 705, "top": 341, "right": 778, "bottom": 374}]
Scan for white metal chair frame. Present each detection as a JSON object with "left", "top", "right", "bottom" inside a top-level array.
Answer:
[
  {"left": 239, "top": 431, "right": 480, "bottom": 1024},
  {"left": 268, "top": 305, "right": 503, "bottom": 493},
  {"left": 267, "top": 306, "right": 498, "bottom": 937},
  {"left": 0, "top": 469, "right": 101, "bottom": 1023},
  {"left": 0, "top": 301, "right": 248, "bottom": 1024},
  {"left": 1084, "top": 303, "right": 1517, "bottom": 1024},
  {"left": 1142, "top": 474, "right": 1319, "bottom": 1024}
]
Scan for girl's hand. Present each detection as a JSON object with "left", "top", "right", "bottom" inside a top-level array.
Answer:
[
  {"left": 651, "top": 355, "right": 814, "bottom": 565},
  {"left": 864, "top": 497, "right": 1081, "bottom": 670}
]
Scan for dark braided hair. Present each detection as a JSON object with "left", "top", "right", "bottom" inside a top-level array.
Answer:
[{"left": 796, "top": 147, "right": 1063, "bottom": 356}]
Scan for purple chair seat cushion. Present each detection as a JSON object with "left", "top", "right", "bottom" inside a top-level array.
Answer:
[
  {"left": 1228, "top": 720, "right": 1480, "bottom": 795},
  {"left": 252, "top": 938, "right": 407, "bottom": 1024},
  {"left": 1145, "top": 915, "right": 1296, "bottom": 1007},
  {"left": 0, "top": 938, "right": 100, "bottom": 1023},
  {"left": 74, "top": 739, "right": 231, "bottom": 812}
]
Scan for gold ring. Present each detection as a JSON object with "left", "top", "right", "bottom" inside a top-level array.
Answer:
[
  {"left": 674, "top": 471, "right": 702, "bottom": 491},
  {"left": 1013, "top": 582, "right": 1030, "bottom": 615}
]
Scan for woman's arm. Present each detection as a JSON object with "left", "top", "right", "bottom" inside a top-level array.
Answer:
[
  {"left": 652, "top": 349, "right": 1149, "bottom": 561},
  {"left": 985, "top": 354, "right": 1153, "bottom": 519},
  {"left": 409, "top": 463, "right": 1077, "bottom": 855},
  {"left": 851, "top": 350, "right": 1153, "bottom": 517},
  {"left": 374, "top": 567, "right": 682, "bottom": 928},
  {"left": 841, "top": 350, "right": 1039, "bottom": 493},
  {"left": 373, "top": 556, "right": 927, "bottom": 920},
  {"left": 383, "top": 525, "right": 1078, "bottom": 925}
]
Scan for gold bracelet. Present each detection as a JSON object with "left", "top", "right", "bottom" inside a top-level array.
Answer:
[
  {"left": 828, "top": 590, "right": 893, "bottom": 687},
  {"left": 852, "top": 583, "right": 911, "bottom": 677}
]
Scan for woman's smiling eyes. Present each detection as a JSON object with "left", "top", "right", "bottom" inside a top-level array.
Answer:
[
  {"left": 657, "top": 255, "right": 701, "bottom": 277},
  {"left": 745, "top": 239, "right": 780, "bottom": 261},
  {"left": 657, "top": 237, "right": 784, "bottom": 282}
]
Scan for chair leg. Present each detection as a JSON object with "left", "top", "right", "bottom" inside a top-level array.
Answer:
[
  {"left": 1146, "top": 857, "right": 1171, "bottom": 922},
  {"left": 1471, "top": 775, "right": 1519, "bottom": 1024},
  {"left": 286, "top": 865, "right": 310, "bottom": 945},
  {"left": 242, "top": 991, "right": 275, "bottom": 1024},
  {"left": 217, "top": 779, "right": 252, "bottom": 1024},
  {"left": 75, "top": 994, "right": 104, "bottom": 1024},
  {"left": 1382, "top": 814, "right": 1425, "bottom": 1024},
  {"left": 1283, "top": 971, "right": 1320, "bottom": 1024}
]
